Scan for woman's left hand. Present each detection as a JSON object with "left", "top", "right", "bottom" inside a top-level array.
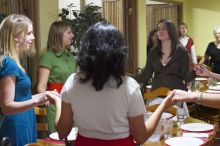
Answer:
[
  {"left": 32, "top": 93, "right": 49, "bottom": 106},
  {"left": 45, "top": 91, "right": 61, "bottom": 105},
  {"left": 162, "top": 91, "right": 176, "bottom": 109}
]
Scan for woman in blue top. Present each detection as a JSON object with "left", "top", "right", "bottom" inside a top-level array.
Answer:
[{"left": 0, "top": 14, "right": 48, "bottom": 146}]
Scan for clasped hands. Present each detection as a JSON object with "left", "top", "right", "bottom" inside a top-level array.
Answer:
[
  {"left": 162, "top": 64, "right": 211, "bottom": 105},
  {"left": 32, "top": 90, "right": 61, "bottom": 106}
]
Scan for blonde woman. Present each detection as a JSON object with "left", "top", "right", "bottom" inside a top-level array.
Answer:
[
  {"left": 178, "top": 22, "right": 197, "bottom": 66},
  {"left": 0, "top": 14, "right": 48, "bottom": 146}
]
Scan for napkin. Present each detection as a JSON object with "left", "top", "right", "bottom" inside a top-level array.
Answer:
[{"left": 182, "top": 132, "right": 209, "bottom": 138}]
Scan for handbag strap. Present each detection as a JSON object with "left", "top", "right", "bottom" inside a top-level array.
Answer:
[{"left": 0, "top": 55, "right": 6, "bottom": 67}]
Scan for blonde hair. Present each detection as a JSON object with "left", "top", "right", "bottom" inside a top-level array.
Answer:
[
  {"left": 0, "top": 14, "right": 35, "bottom": 71},
  {"left": 213, "top": 26, "right": 220, "bottom": 34}
]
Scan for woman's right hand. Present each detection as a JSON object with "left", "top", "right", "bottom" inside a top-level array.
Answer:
[
  {"left": 45, "top": 91, "right": 61, "bottom": 105},
  {"left": 169, "top": 89, "right": 199, "bottom": 103},
  {"left": 194, "top": 64, "right": 211, "bottom": 77},
  {"left": 161, "top": 91, "right": 176, "bottom": 110}
]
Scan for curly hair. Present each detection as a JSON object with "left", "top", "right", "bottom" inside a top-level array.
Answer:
[{"left": 77, "top": 22, "right": 128, "bottom": 91}]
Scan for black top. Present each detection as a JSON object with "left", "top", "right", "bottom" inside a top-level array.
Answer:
[
  {"left": 132, "top": 46, "right": 196, "bottom": 90},
  {"left": 205, "top": 42, "right": 220, "bottom": 74}
]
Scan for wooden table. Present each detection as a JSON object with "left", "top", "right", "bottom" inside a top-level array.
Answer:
[
  {"left": 141, "top": 117, "right": 215, "bottom": 146},
  {"left": 26, "top": 140, "right": 65, "bottom": 146},
  {"left": 27, "top": 117, "right": 215, "bottom": 146}
]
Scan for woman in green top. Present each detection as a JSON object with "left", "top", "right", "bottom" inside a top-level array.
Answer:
[{"left": 37, "top": 21, "right": 76, "bottom": 133}]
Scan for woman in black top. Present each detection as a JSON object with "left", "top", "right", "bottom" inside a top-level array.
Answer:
[
  {"left": 132, "top": 19, "right": 196, "bottom": 115},
  {"left": 133, "top": 19, "right": 196, "bottom": 91},
  {"left": 204, "top": 26, "right": 220, "bottom": 74}
]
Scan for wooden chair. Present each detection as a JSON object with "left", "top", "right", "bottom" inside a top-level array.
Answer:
[
  {"left": 34, "top": 106, "right": 48, "bottom": 138},
  {"left": 144, "top": 87, "right": 171, "bottom": 100},
  {"left": 197, "top": 56, "right": 213, "bottom": 71},
  {"left": 143, "top": 87, "right": 176, "bottom": 115}
]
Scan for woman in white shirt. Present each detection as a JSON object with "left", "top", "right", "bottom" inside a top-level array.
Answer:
[
  {"left": 46, "top": 22, "right": 174, "bottom": 146},
  {"left": 179, "top": 22, "right": 197, "bottom": 67}
]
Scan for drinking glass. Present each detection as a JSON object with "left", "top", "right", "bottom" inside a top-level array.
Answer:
[
  {"left": 208, "top": 77, "right": 217, "bottom": 86},
  {"left": 145, "top": 112, "right": 162, "bottom": 142},
  {"left": 177, "top": 108, "right": 185, "bottom": 128},
  {"left": 163, "top": 118, "right": 173, "bottom": 140},
  {"left": 194, "top": 80, "right": 200, "bottom": 91},
  {"left": 148, "top": 119, "right": 162, "bottom": 142}
]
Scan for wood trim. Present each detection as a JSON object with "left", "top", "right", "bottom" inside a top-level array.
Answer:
[{"left": 124, "top": 0, "right": 138, "bottom": 73}]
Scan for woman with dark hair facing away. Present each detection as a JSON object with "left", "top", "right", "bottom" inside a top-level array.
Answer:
[
  {"left": 132, "top": 19, "right": 196, "bottom": 115},
  {"left": 46, "top": 22, "right": 174, "bottom": 146},
  {"left": 37, "top": 21, "right": 76, "bottom": 133},
  {"left": 0, "top": 14, "right": 48, "bottom": 146},
  {"left": 147, "top": 29, "right": 158, "bottom": 54},
  {"left": 178, "top": 22, "right": 197, "bottom": 67}
]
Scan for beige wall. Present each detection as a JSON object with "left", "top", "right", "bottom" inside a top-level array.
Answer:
[
  {"left": 38, "top": 0, "right": 220, "bottom": 68},
  {"left": 37, "top": 0, "right": 147, "bottom": 69},
  {"left": 153, "top": 0, "right": 220, "bottom": 56},
  {"left": 37, "top": 0, "right": 59, "bottom": 53},
  {"left": 183, "top": 0, "right": 220, "bottom": 56},
  {"left": 137, "top": 0, "right": 147, "bottom": 68}
]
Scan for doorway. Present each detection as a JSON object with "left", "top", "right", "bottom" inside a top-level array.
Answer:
[{"left": 146, "top": 3, "right": 182, "bottom": 35}]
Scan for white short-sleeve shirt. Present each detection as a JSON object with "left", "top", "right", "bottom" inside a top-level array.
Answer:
[{"left": 61, "top": 73, "right": 146, "bottom": 140}]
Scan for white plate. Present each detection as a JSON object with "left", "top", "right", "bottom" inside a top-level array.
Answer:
[
  {"left": 205, "top": 89, "right": 220, "bottom": 94},
  {"left": 49, "top": 127, "right": 78, "bottom": 141},
  {"left": 195, "top": 77, "right": 208, "bottom": 81},
  {"left": 180, "top": 123, "right": 213, "bottom": 132},
  {"left": 208, "top": 85, "right": 220, "bottom": 91},
  {"left": 161, "top": 112, "right": 173, "bottom": 119},
  {"left": 146, "top": 85, "right": 152, "bottom": 89},
  {"left": 165, "top": 137, "right": 203, "bottom": 146},
  {"left": 147, "top": 112, "right": 173, "bottom": 119}
]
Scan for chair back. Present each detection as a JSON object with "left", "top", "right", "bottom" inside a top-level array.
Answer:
[
  {"left": 144, "top": 87, "right": 171, "bottom": 100},
  {"left": 143, "top": 87, "right": 176, "bottom": 115},
  {"left": 0, "top": 137, "right": 11, "bottom": 146},
  {"left": 147, "top": 104, "right": 177, "bottom": 115},
  {"left": 34, "top": 106, "right": 48, "bottom": 138}
]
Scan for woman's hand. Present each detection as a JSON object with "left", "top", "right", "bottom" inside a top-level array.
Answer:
[
  {"left": 194, "top": 64, "right": 211, "bottom": 77},
  {"left": 45, "top": 91, "right": 61, "bottom": 105},
  {"left": 32, "top": 93, "right": 48, "bottom": 106},
  {"left": 170, "top": 89, "right": 199, "bottom": 103},
  {"left": 161, "top": 91, "right": 176, "bottom": 109}
]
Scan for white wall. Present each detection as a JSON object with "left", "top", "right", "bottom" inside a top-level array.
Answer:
[
  {"left": 59, "top": 0, "right": 102, "bottom": 19},
  {"left": 146, "top": 0, "right": 167, "bottom": 4},
  {"left": 85, "top": 0, "right": 101, "bottom": 6},
  {"left": 59, "top": 0, "right": 101, "bottom": 9},
  {"left": 59, "top": 0, "right": 80, "bottom": 10}
]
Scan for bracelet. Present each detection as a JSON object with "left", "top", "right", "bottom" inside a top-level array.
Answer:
[{"left": 197, "top": 92, "right": 203, "bottom": 104}]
